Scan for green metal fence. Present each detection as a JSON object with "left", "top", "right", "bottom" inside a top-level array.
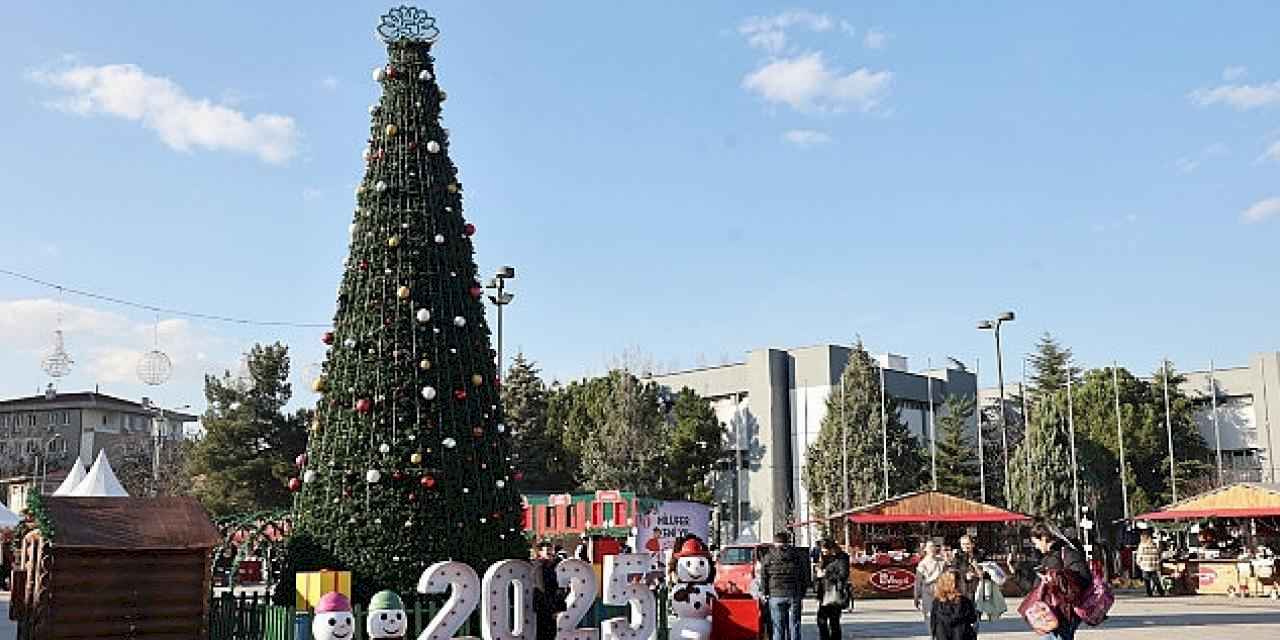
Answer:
[{"left": 209, "top": 589, "right": 669, "bottom": 640}]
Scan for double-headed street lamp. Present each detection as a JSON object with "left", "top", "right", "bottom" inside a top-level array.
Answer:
[
  {"left": 977, "top": 311, "right": 1015, "bottom": 505},
  {"left": 486, "top": 266, "right": 516, "bottom": 377}
]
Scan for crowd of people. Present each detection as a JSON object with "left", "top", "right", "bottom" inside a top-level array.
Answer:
[{"left": 524, "top": 521, "right": 1100, "bottom": 640}]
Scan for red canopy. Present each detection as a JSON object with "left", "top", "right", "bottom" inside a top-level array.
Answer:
[
  {"left": 836, "top": 490, "right": 1031, "bottom": 526},
  {"left": 1134, "top": 484, "right": 1280, "bottom": 521},
  {"left": 1138, "top": 508, "right": 1280, "bottom": 521}
]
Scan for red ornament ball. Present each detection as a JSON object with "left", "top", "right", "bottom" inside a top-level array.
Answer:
[
  {"left": 469, "top": 286, "right": 483, "bottom": 299},
  {"left": 463, "top": 223, "right": 476, "bottom": 236},
  {"left": 513, "top": 471, "right": 525, "bottom": 481},
  {"left": 408, "top": 492, "right": 417, "bottom": 502},
  {"left": 472, "top": 426, "right": 484, "bottom": 438},
  {"left": 392, "top": 471, "right": 404, "bottom": 481},
  {"left": 359, "top": 260, "right": 369, "bottom": 271},
  {"left": 420, "top": 475, "right": 437, "bottom": 488},
  {"left": 355, "top": 398, "right": 373, "bottom": 414},
  {"left": 453, "top": 389, "right": 467, "bottom": 401},
  {"left": 288, "top": 477, "right": 302, "bottom": 492},
  {"left": 295, "top": 453, "right": 308, "bottom": 468},
  {"left": 386, "top": 65, "right": 397, "bottom": 78},
  {"left": 408, "top": 141, "right": 418, "bottom": 151},
  {"left": 322, "top": 331, "right": 334, "bottom": 345}
]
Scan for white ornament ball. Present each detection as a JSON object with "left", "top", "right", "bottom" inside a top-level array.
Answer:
[
  {"left": 453, "top": 316, "right": 466, "bottom": 327},
  {"left": 303, "top": 470, "right": 317, "bottom": 483},
  {"left": 343, "top": 338, "right": 357, "bottom": 348},
  {"left": 496, "top": 423, "right": 506, "bottom": 433},
  {"left": 418, "top": 69, "right": 433, "bottom": 81},
  {"left": 421, "top": 386, "right": 437, "bottom": 400},
  {"left": 375, "top": 180, "right": 387, "bottom": 192},
  {"left": 374, "top": 67, "right": 386, "bottom": 82},
  {"left": 496, "top": 480, "right": 506, "bottom": 488},
  {"left": 443, "top": 437, "right": 457, "bottom": 449},
  {"left": 416, "top": 308, "right": 431, "bottom": 323},
  {"left": 426, "top": 141, "right": 441, "bottom": 154},
  {"left": 348, "top": 223, "right": 357, "bottom": 237},
  {"left": 434, "top": 234, "right": 445, "bottom": 244},
  {"left": 366, "top": 469, "right": 382, "bottom": 483},
  {"left": 362, "top": 148, "right": 371, "bottom": 161},
  {"left": 379, "top": 443, "right": 391, "bottom": 454},
  {"left": 368, "top": 104, "right": 380, "bottom": 115}
]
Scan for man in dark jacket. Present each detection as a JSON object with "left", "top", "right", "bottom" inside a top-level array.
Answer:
[{"left": 759, "top": 531, "right": 810, "bottom": 640}]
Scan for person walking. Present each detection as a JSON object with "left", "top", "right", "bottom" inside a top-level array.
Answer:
[
  {"left": 1027, "top": 523, "right": 1091, "bottom": 640},
  {"left": 951, "top": 535, "right": 984, "bottom": 599},
  {"left": 815, "top": 539, "right": 850, "bottom": 640},
  {"left": 1136, "top": 533, "right": 1165, "bottom": 597},
  {"left": 930, "top": 571, "right": 979, "bottom": 640},
  {"left": 759, "top": 531, "right": 810, "bottom": 640},
  {"left": 531, "top": 541, "right": 563, "bottom": 640},
  {"left": 914, "top": 540, "right": 947, "bottom": 631}
]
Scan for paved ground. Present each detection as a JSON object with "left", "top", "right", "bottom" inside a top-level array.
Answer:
[
  {"left": 0, "top": 591, "right": 1276, "bottom": 639},
  {"left": 809, "top": 594, "right": 1280, "bottom": 639}
]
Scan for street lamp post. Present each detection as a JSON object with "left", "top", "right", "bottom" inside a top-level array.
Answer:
[
  {"left": 486, "top": 266, "right": 516, "bottom": 378},
  {"left": 977, "top": 311, "right": 1015, "bottom": 504}
]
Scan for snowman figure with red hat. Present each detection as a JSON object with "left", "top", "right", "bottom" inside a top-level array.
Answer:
[
  {"left": 311, "top": 592, "right": 356, "bottom": 640},
  {"left": 670, "top": 538, "right": 717, "bottom": 640}
]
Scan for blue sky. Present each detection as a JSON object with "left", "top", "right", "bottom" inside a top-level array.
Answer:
[{"left": 1, "top": 2, "right": 1277, "bottom": 412}]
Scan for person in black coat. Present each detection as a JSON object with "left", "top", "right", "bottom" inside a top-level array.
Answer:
[
  {"left": 929, "top": 571, "right": 978, "bottom": 640},
  {"left": 1029, "top": 523, "right": 1091, "bottom": 640},
  {"left": 815, "top": 539, "right": 850, "bottom": 640}
]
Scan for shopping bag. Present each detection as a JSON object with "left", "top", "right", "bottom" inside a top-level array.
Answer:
[{"left": 1018, "top": 581, "right": 1060, "bottom": 633}]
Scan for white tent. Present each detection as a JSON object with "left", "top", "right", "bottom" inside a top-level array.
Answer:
[
  {"left": 0, "top": 504, "right": 20, "bottom": 528},
  {"left": 52, "top": 458, "right": 88, "bottom": 496},
  {"left": 70, "top": 450, "right": 129, "bottom": 497}
]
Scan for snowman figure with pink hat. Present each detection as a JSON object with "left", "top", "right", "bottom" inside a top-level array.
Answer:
[
  {"left": 669, "top": 538, "right": 717, "bottom": 640},
  {"left": 312, "top": 592, "right": 356, "bottom": 640}
]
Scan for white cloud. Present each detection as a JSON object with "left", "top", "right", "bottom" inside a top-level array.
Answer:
[
  {"left": 1175, "top": 142, "right": 1229, "bottom": 173},
  {"left": 782, "top": 129, "right": 832, "bottom": 146},
  {"left": 1242, "top": 197, "right": 1280, "bottom": 223},
  {"left": 1222, "top": 66, "right": 1248, "bottom": 81},
  {"left": 739, "top": 10, "right": 836, "bottom": 53},
  {"left": 1189, "top": 80, "right": 1280, "bottom": 110},
  {"left": 29, "top": 63, "right": 298, "bottom": 164},
  {"left": 319, "top": 76, "right": 339, "bottom": 91},
  {"left": 1174, "top": 157, "right": 1199, "bottom": 174},
  {"left": 863, "top": 29, "right": 889, "bottom": 50},
  {"left": 302, "top": 187, "right": 324, "bottom": 201},
  {"left": 742, "top": 52, "right": 892, "bottom": 112},
  {"left": 1262, "top": 140, "right": 1280, "bottom": 163}
]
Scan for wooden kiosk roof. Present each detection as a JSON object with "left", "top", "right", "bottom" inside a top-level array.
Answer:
[
  {"left": 834, "top": 490, "right": 1032, "bottom": 524},
  {"left": 1135, "top": 483, "right": 1280, "bottom": 521}
]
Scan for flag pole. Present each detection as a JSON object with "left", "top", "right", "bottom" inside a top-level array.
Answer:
[
  {"left": 1162, "top": 358, "right": 1177, "bottom": 502},
  {"left": 880, "top": 363, "right": 889, "bottom": 500},
  {"left": 976, "top": 357, "right": 986, "bottom": 504},
  {"left": 1067, "top": 373, "right": 1081, "bottom": 528},
  {"left": 1113, "top": 363, "right": 1131, "bottom": 520},
  {"left": 928, "top": 357, "right": 937, "bottom": 491}
]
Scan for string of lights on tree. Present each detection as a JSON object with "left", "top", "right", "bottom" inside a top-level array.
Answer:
[{"left": 291, "top": 6, "right": 525, "bottom": 598}]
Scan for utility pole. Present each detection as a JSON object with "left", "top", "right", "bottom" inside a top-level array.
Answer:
[
  {"left": 1113, "top": 363, "right": 1131, "bottom": 520},
  {"left": 976, "top": 357, "right": 986, "bottom": 503},
  {"left": 1162, "top": 359, "right": 1177, "bottom": 502}
]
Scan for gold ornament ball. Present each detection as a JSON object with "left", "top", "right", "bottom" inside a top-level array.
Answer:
[
  {"left": 385, "top": 124, "right": 398, "bottom": 137},
  {"left": 388, "top": 235, "right": 401, "bottom": 248},
  {"left": 311, "top": 377, "right": 327, "bottom": 393},
  {"left": 310, "top": 418, "right": 321, "bottom": 432},
  {"left": 410, "top": 452, "right": 423, "bottom": 465},
  {"left": 447, "top": 183, "right": 459, "bottom": 194},
  {"left": 397, "top": 285, "right": 411, "bottom": 299},
  {"left": 419, "top": 358, "right": 432, "bottom": 370},
  {"left": 471, "top": 374, "right": 484, "bottom": 386}
]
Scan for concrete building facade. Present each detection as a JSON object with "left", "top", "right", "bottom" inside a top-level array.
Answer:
[{"left": 648, "top": 344, "right": 977, "bottom": 546}]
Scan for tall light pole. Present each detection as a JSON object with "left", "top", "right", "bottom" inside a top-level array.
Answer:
[
  {"left": 1162, "top": 358, "right": 1177, "bottom": 502},
  {"left": 977, "top": 311, "right": 1015, "bottom": 504},
  {"left": 975, "top": 357, "right": 986, "bottom": 503},
  {"left": 486, "top": 266, "right": 516, "bottom": 377},
  {"left": 1113, "top": 363, "right": 1131, "bottom": 520}
]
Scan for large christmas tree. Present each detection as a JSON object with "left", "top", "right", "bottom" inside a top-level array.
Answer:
[{"left": 294, "top": 7, "right": 524, "bottom": 597}]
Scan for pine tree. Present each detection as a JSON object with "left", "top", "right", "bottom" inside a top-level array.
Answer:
[
  {"left": 934, "top": 395, "right": 980, "bottom": 500},
  {"left": 662, "top": 388, "right": 725, "bottom": 502},
  {"left": 574, "top": 371, "right": 667, "bottom": 494},
  {"left": 503, "top": 353, "right": 572, "bottom": 491},
  {"left": 1008, "top": 390, "right": 1076, "bottom": 526},
  {"left": 294, "top": 11, "right": 523, "bottom": 599},
  {"left": 804, "top": 341, "right": 924, "bottom": 514},
  {"left": 190, "top": 343, "right": 308, "bottom": 516},
  {"left": 1027, "top": 333, "right": 1076, "bottom": 404}
]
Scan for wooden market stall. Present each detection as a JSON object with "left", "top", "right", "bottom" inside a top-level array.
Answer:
[
  {"left": 11, "top": 495, "right": 222, "bottom": 639},
  {"left": 1135, "top": 483, "right": 1280, "bottom": 597},
  {"left": 828, "top": 491, "right": 1032, "bottom": 599}
]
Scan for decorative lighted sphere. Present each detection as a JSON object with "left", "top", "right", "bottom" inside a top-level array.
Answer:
[
  {"left": 385, "top": 124, "right": 398, "bottom": 137},
  {"left": 137, "top": 349, "right": 172, "bottom": 386},
  {"left": 434, "top": 234, "right": 445, "bottom": 244},
  {"left": 421, "top": 386, "right": 437, "bottom": 400},
  {"left": 447, "top": 183, "right": 459, "bottom": 193},
  {"left": 362, "top": 148, "right": 372, "bottom": 162},
  {"left": 419, "top": 359, "right": 431, "bottom": 370},
  {"left": 410, "top": 452, "right": 423, "bottom": 465},
  {"left": 418, "top": 69, "right": 432, "bottom": 81},
  {"left": 397, "top": 286, "right": 411, "bottom": 299},
  {"left": 453, "top": 316, "right": 466, "bottom": 327},
  {"left": 388, "top": 235, "right": 401, "bottom": 248},
  {"left": 443, "top": 437, "right": 457, "bottom": 449},
  {"left": 288, "top": 477, "right": 302, "bottom": 492},
  {"left": 373, "top": 67, "right": 386, "bottom": 82},
  {"left": 366, "top": 469, "right": 382, "bottom": 483},
  {"left": 379, "top": 443, "right": 391, "bottom": 454},
  {"left": 471, "top": 374, "right": 484, "bottom": 386},
  {"left": 303, "top": 470, "right": 317, "bottom": 483},
  {"left": 311, "top": 377, "right": 327, "bottom": 393},
  {"left": 416, "top": 308, "right": 431, "bottom": 323},
  {"left": 426, "top": 141, "right": 441, "bottom": 154},
  {"left": 496, "top": 480, "right": 505, "bottom": 488},
  {"left": 375, "top": 180, "right": 388, "bottom": 192}
]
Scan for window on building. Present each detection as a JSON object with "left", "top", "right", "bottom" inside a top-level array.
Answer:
[
  {"left": 62, "top": 411, "right": 71, "bottom": 425},
  {"left": 26, "top": 440, "right": 36, "bottom": 454},
  {"left": 544, "top": 505, "right": 557, "bottom": 530},
  {"left": 565, "top": 503, "right": 577, "bottom": 528},
  {"left": 102, "top": 414, "right": 109, "bottom": 426},
  {"left": 27, "top": 414, "right": 36, "bottom": 427}
]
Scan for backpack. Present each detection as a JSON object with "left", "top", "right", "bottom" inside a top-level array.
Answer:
[{"left": 1072, "top": 567, "right": 1115, "bottom": 626}]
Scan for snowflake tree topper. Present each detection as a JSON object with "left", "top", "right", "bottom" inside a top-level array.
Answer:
[{"left": 377, "top": 6, "right": 440, "bottom": 44}]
